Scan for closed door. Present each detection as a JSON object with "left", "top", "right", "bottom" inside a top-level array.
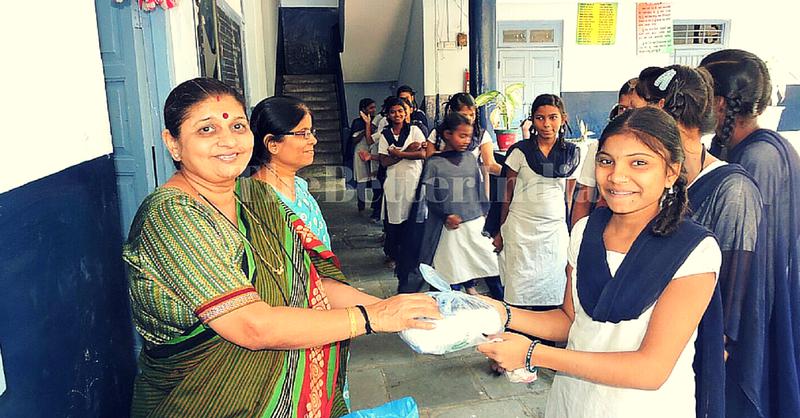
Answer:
[
  {"left": 499, "top": 48, "right": 562, "bottom": 129},
  {"left": 95, "top": 1, "right": 173, "bottom": 238}
]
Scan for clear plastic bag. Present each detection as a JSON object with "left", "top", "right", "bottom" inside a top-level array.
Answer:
[{"left": 399, "top": 264, "right": 503, "bottom": 355}]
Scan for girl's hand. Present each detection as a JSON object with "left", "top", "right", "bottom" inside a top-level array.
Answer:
[
  {"left": 492, "top": 233, "right": 504, "bottom": 253},
  {"left": 477, "top": 332, "right": 532, "bottom": 371},
  {"left": 365, "top": 294, "right": 442, "bottom": 333},
  {"left": 359, "top": 110, "right": 371, "bottom": 124},
  {"left": 358, "top": 150, "right": 371, "bottom": 162},
  {"left": 388, "top": 146, "right": 400, "bottom": 157},
  {"left": 405, "top": 142, "right": 422, "bottom": 152},
  {"left": 521, "top": 119, "right": 533, "bottom": 140},
  {"left": 445, "top": 214, "right": 462, "bottom": 230}
]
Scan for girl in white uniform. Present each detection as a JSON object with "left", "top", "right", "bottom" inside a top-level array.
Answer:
[
  {"left": 494, "top": 95, "right": 581, "bottom": 310},
  {"left": 479, "top": 107, "right": 724, "bottom": 418},
  {"left": 378, "top": 97, "right": 427, "bottom": 284}
]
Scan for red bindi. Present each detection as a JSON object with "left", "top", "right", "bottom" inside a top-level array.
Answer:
[
  {"left": 222, "top": 112, "right": 229, "bottom": 119},
  {"left": 216, "top": 95, "right": 220, "bottom": 102}
]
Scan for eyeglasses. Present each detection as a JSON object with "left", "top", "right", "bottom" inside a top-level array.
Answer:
[{"left": 279, "top": 128, "right": 317, "bottom": 139}]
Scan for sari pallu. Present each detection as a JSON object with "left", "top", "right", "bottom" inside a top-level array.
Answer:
[{"left": 132, "top": 179, "right": 349, "bottom": 418}]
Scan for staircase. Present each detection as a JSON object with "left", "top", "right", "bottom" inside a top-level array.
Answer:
[{"left": 282, "top": 74, "right": 346, "bottom": 193}]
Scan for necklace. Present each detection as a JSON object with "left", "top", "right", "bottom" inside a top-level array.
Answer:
[
  {"left": 262, "top": 164, "right": 296, "bottom": 199},
  {"left": 178, "top": 172, "right": 285, "bottom": 277}
]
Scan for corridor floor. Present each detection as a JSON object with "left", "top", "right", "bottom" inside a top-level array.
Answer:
[{"left": 319, "top": 191, "right": 552, "bottom": 418}]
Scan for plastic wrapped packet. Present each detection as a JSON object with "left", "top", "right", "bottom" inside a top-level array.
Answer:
[
  {"left": 506, "top": 367, "right": 538, "bottom": 383},
  {"left": 399, "top": 264, "right": 503, "bottom": 355}
]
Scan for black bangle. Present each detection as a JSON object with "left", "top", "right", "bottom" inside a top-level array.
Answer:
[
  {"left": 525, "top": 340, "right": 540, "bottom": 373},
  {"left": 355, "top": 305, "right": 374, "bottom": 335},
  {"left": 503, "top": 302, "right": 512, "bottom": 329}
]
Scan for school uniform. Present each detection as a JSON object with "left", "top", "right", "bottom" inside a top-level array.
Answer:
[
  {"left": 497, "top": 140, "right": 580, "bottom": 306},
  {"left": 417, "top": 151, "right": 498, "bottom": 286},
  {"left": 349, "top": 118, "right": 377, "bottom": 211},
  {"left": 546, "top": 210, "right": 724, "bottom": 418},
  {"left": 378, "top": 124, "right": 426, "bottom": 262}
]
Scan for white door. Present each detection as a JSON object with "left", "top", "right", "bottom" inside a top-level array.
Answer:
[{"left": 498, "top": 48, "right": 561, "bottom": 129}]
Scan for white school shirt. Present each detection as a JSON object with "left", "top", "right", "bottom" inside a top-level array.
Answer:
[
  {"left": 577, "top": 140, "right": 599, "bottom": 188},
  {"left": 378, "top": 125, "right": 426, "bottom": 224},
  {"left": 426, "top": 128, "right": 493, "bottom": 160},
  {"left": 545, "top": 217, "right": 721, "bottom": 418}
]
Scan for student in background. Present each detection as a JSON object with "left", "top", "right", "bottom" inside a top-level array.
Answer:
[
  {"left": 417, "top": 112, "right": 502, "bottom": 300},
  {"left": 570, "top": 78, "right": 644, "bottom": 226},
  {"left": 494, "top": 94, "right": 581, "bottom": 312},
  {"left": 701, "top": 49, "right": 800, "bottom": 418},
  {"left": 350, "top": 98, "right": 378, "bottom": 213},
  {"left": 397, "top": 85, "right": 430, "bottom": 134},
  {"left": 378, "top": 97, "right": 427, "bottom": 290}
]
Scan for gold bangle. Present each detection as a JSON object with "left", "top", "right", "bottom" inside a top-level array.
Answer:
[{"left": 346, "top": 307, "right": 358, "bottom": 339}]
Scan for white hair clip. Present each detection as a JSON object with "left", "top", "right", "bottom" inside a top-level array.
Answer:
[{"left": 654, "top": 69, "right": 677, "bottom": 91}]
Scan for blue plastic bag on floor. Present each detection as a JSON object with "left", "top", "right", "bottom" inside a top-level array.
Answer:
[
  {"left": 399, "top": 264, "right": 503, "bottom": 355},
  {"left": 342, "top": 397, "right": 419, "bottom": 418}
]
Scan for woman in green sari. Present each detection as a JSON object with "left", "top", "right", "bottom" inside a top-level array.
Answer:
[{"left": 123, "top": 78, "right": 440, "bottom": 418}]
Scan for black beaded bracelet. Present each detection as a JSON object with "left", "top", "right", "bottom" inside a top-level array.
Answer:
[
  {"left": 355, "top": 305, "right": 374, "bottom": 335},
  {"left": 503, "top": 302, "right": 512, "bottom": 329},
  {"left": 525, "top": 340, "right": 541, "bottom": 373}
]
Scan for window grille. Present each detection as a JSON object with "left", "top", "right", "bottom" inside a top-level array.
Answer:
[{"left": 673, "top": 23, "right": 725, "bottom": 46}]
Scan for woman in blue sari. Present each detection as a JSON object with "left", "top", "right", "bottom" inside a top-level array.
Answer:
[
  {"left": 701, "top": 49, "right": 800, "bottom": 418},
  {"left": 248, "top": 96, "right": 332, "bottom": 248}
]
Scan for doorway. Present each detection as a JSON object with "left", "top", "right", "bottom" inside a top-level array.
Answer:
[{"left": 497, "top": 20, "right": 563, "bottom": 128}]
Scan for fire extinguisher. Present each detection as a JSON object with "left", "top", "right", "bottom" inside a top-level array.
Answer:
[{"left": 464, "top": 69, "right": 470, "bottom": 93}]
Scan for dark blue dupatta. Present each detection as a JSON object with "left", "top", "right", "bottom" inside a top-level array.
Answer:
[
  {"left": 726, "top": 129, "right": 800, "bottom": 418},
  {"left": 577, "top": 207, "right": 724, "bottom": 418}
]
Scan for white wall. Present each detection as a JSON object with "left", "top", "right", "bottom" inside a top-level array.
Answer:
[
  {"left": 167, "top": 2, "right": 201, "bottom": 83},
  {"left": 281, "top": 0, "right": 338, "bottom": 6},
  {"left": 261, "top": 0, "right": 280, "bottom": 98},
  {"left": 398, "top": 0, "right": 425, "bottom": 92},
  {"left": 423, "top": 0, "right": 470, "bottom": 96},
  {"left": 497, "top": 0, "right": 800, "bottom": 94},
  {"left": 341, "top": 0, "right": 412, "bottom": 82},
  {"left": 0, "top": 1, "right": 112, "bottom": 193}
]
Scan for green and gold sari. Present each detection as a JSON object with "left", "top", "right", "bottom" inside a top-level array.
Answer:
[{"left": 124, "top": 180, "right": 349, "bottom": 418}]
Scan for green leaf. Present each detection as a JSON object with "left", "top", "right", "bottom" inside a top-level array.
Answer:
[
  {"left": 504, "top": 82, "right": 524, "bottom": 97},
  {"left": 474, "top": 90, "right": 500, "bottom": 107}
]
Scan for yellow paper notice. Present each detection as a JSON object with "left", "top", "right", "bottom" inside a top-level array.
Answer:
[{"left": 576, "top": 3, "right": 618, "bottom": 45}]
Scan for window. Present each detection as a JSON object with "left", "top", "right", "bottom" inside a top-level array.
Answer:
[
  {"left": 673, "top": 23, "right": 726, "bottom": 46},
  {"left": 498, "top": 21, "right": 562, "bottom": 48},
  {"left": 194, "top": 0, "right": 247, "bottom": 97},
  {"left": 672, "top": 20, "right": 729, "bottom": 66}
]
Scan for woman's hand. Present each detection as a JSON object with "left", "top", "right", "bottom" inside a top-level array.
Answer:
[
  {"left": 477, "top": 332, "right": 532, "bottom": 371},
  {"left": 445, "top": 214, "right": 462, "bottom": 230},
  {"left": 476, "top": 295, "right": 507, "bottom": 327},
  {"left": 365, "top": 293, "right": 442, "bottom": 333},
  {"left": 492, "top": 233, "right": 504, "bottom": 253}
]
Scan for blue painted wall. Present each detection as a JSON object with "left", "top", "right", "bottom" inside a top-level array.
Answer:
[
  {"left": 0, "top": 156, "right": 136, "bottom": 417},
  {"left": 561, "top": 91, "right": 618, "bottom": 138},
  {"left": 343, "top": 82, "right": 396, "bottom": 123},
  {"left": 778, "top": 84, "right": 800, "bottom": 131}
]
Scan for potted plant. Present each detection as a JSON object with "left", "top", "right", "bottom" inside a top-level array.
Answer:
[{"left": 474, "top": 82, "right": 524, "bottom": 151}]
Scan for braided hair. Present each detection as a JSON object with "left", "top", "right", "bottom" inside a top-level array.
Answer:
[
  {"left": 530, "top": 94, "right": 572, "bottom": 149},
  {"left": 636, "top": 65, "right": 716, "bottom": 133},
  {"left": 600, "top": 107, "right": 688, "bottom": 236},
  {"left": 699, "top": 49, "right": 772, "bottom": 152}
]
